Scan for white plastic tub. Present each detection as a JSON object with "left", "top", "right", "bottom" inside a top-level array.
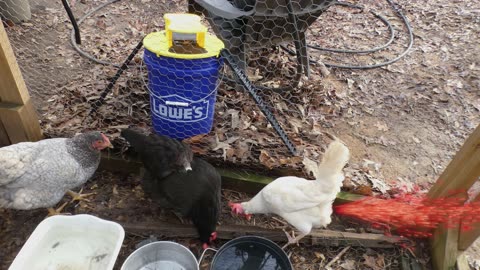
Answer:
[{"left": 9, "top": 214, "right": 125, "bottom": 270}]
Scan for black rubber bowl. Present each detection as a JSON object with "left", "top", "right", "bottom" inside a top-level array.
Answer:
[{"left": 210, "top": 236, "right": 293, "bottom": 270}]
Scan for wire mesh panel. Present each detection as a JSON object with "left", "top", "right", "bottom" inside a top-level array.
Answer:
[{"left": 1, "top": 0, "right": 413, "bottom": 178}]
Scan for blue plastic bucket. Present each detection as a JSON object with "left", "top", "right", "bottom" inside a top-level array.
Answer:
[{"left": 143, "top": 49, "right": 223, "bottom": 140}]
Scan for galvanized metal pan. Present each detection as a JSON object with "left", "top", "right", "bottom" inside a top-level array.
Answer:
[{"left": 121, "top": 241, "right": 199, "bottom": 270}]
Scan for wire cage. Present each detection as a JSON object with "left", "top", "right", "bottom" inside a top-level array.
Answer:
[
  {"left": 188, "top": 0, "right": 337, "bottom": 80},
  {"left": 1, "top": 0, "right": 413, "bottom": 177}
]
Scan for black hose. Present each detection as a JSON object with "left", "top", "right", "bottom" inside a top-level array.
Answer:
[
  {"left": 70, "top": 0, "right": 122, "bottom": 67},
  {"left": 61, "top": 0, "right": 81, "bottom": 44},
  {"left": 282, "top": 0, "right": 414, "bottom": 69},
  {"left": 324, "top": 0, "right": 414, "bottom": 69},
  {"left": 68, "top": 0, "right": 413, "bottom": 74},
  {"left": 308, "top": 2, "right": 396, "bottom": 54}
]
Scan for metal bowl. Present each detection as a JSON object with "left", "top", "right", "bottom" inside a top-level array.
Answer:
[{"left": 121, "top": 241, "right": 199, "bottom": 270}]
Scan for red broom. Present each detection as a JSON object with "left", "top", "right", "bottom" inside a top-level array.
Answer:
[{"left": 334, "top": 190, "right": 480, "bottom": 238}]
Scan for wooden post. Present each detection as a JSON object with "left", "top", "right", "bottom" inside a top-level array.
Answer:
[
  {"left": 428, "top": 125, "right": 480, "bottom": 199},
  {"left": 0, "top": 22, "right": 42, "bottom": 144},
  {"left": 428, "top": 125, "right": 480, "bottom": 270},
  {"left": 458, "top": 193, "right": 480, "bottom": 251}
]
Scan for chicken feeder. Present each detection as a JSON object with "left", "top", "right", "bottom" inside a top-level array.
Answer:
[{"left": 143, "top": 13, "right": 224, "bottom": 140}]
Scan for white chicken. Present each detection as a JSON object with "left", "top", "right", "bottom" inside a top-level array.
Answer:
[{"left": 229, "top": 140, "right": 350, "bottom": 248}]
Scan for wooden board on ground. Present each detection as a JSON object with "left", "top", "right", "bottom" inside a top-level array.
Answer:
[
  {"left": 121, "top": 221, "right": 402, "bottom": 249},
  {"left": 100, "top": 153, "right": 366, "bottom": 203}
]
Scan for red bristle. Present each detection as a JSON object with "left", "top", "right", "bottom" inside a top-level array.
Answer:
[{"left": 334, "top": 191, "right": 480, "bottom": 239}]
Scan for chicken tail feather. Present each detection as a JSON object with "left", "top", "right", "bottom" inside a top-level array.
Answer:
[{"left": 317, "top": 140, "right": 350, "bottom": 177}]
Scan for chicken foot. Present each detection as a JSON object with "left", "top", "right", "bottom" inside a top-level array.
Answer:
[
  {"left": 45, "top": 188, "right": 95, "bottom": 217},
  {"left": 66, "top": 188, "right": 95, "bottom": 203},
  {"left": 282, "top": 229, "right": 307, "bottom": 249},
  {"left": 47, "top": 201, "right": 69, "bottom": 217}
]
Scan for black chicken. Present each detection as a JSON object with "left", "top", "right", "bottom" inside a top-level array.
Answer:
[{"left": 121, "top": 128, "right": 221, "bottom": 249}]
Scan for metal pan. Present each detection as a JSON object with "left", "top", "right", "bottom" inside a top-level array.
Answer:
[{"left": 121, "top": 241, "right": 199, "bottom": 270}]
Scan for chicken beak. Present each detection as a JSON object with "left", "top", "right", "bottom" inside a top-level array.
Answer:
[{"left": 101, "top": 133, "right": 114, "bottom": 149}]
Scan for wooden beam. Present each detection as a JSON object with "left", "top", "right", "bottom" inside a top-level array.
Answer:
[
  {"left": 120, "top": 221, "right": 401, "bottom": 248},
  {"left": 428, "top": 125, "right": 480, "bottom": 270},
  {"left": 0, "top": 101, "right": 42, "bottom": 143},
  {"left": 0, "top": 119, "right": 9, "bottom": 146},
  {"left": 0, "top": 22, "right": 31, "bottom": 104},
  {"left": 456, "top": 252, "right": 471, "bottom": 270},
  {"left": 99, "top": 154, "right": 365, "bottom": 203},
  {"left": 431, "top": 224, "right": 460, "bottom": 270},
  {"left": 0, "top": 23, "right": 42, "bottom": 144},
  {"left": 428, "top": 125, "right": 480, "bottom": 199},
  {"left": 458, "top": 193, "right": 480, "bottom": 251}
]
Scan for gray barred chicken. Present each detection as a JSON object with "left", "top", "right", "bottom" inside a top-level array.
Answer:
[{"left": 0, "top": 131, "right": 112, "bottom": 215}]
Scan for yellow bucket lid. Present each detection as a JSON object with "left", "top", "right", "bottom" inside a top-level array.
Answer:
[{"left": 143, "top": 13, "right": 224, "bottom": 60}]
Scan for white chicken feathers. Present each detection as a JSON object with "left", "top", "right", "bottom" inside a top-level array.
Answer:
[
  {"left": 0, "top": 132, "right": 110, "bottom": 211},
  {"left": 240, "top": 140, "right": 350, "bottom": 236}
]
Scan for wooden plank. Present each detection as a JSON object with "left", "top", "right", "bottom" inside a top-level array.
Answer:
[
  {"left": 0, "top": 101, "right": 42, "bottom": 143},
  {"left": 458, "top": 193, "right": 480, "bottom": 251},
  {"left": 0, "top": 119, "right": 10, "bottom": 146},
  {"left": 427, "top": 125, "right": 480, "bottom": 269},
  {"left": 0, "top": 22, "right": 31, "bottom": 104},
  {"left": 121, "top": 221, "right": 401, "bottom": 248},
  {"left": 99, "top": 155, "right": 142, "bottom": 174},
  {"left": 431, "top": 224, "right": 460, "bottom": 270},
  {"left": 0, "top": 103, "right": 27, "bottom": 142},
  {"left": 218, "top": 167, "right": 278, "bottom": 194},
  {"left": 428, "top": 125, "right": 480, "bottom": 199},
  {"left": 456, "top": 252, "right": 470, "bottom": 270},
  {"left": 99, "top": 154, "right": 365, "bottom": 203}
]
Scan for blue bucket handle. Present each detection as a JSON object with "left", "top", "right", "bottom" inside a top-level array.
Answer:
[{"left": 150, "top": 69, "right": 224, "bottom": 106}]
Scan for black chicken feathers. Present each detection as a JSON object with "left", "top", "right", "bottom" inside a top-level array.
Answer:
[
  {"left": 122, "top": 129, "right": 193, "bottom": 178},
  {"left": 121, "top": 128, "right": 221, "bottom": 247}
]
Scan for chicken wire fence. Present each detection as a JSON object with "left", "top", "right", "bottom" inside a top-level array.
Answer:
[{"left": 2, "top": 0, "right": 412, "bottom": 176}]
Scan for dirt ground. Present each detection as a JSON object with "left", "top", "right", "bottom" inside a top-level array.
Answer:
[
  {"left": 1, "top": 0, "right": 479, "bottom": 268},
  {"left": 0, "top": 171, "right": 425, "bottom": 270}
]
